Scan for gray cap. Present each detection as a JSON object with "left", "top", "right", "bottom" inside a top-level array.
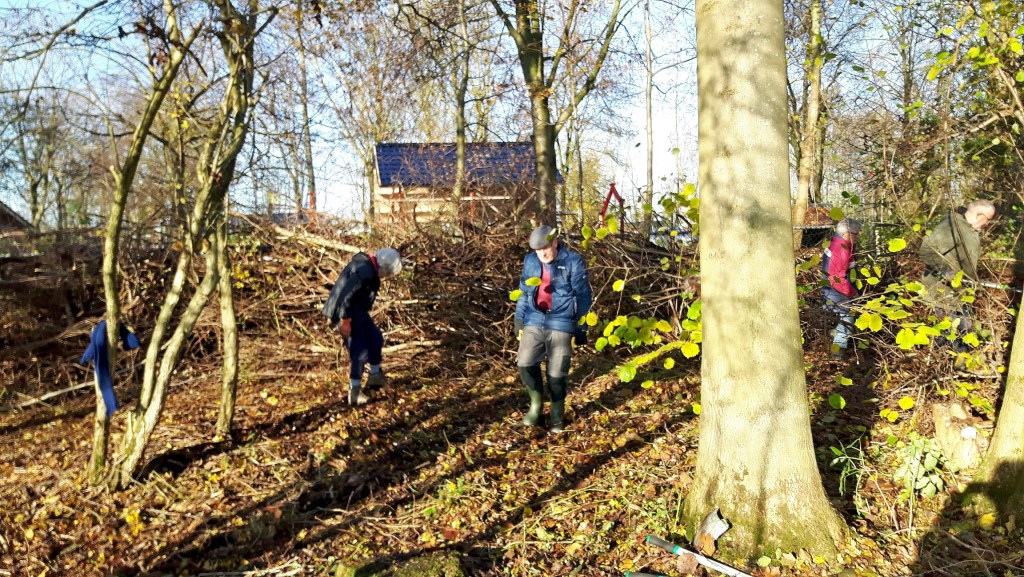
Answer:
[
  {"left": 836, "top": 218, "right": 862, "bottom": 235},
  {"left": 375, "top": 247, "right": 402, "bottom": 277},
  {"left": 528, "top": 225, "right": 557, "bottom": 249}
]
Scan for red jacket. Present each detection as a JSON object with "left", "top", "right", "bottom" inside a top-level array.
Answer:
[{"left": 823, "top": 235, "right": 857, "bottom": 298}]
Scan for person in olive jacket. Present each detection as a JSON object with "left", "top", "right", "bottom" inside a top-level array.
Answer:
[
  {"left": 514, "top": 225, "right": 592, "bottom": 433},
  {"left": 323, "top": 248, "right": 402, "bottom": 406},
  {"left": 918, "top": 199, "right": 995, "bottom": 348}
]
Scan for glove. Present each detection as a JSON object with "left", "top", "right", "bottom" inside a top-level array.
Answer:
[
  {"left": 573, "top": 327, "right": 588, "bottom": 347},
  {"left": 514, "top": 318, "right": 523, "bottom": 340},
  {"left": 339, "top": 318, "right": 352, "bottom": 338}
]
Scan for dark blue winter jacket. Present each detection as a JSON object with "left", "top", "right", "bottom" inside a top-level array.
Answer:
[
  {"left": 515, "top": 246, "right": 592, "bottom": 334},
  {"left": 322, "top": 252, "right": 380, "bottom": 325}
]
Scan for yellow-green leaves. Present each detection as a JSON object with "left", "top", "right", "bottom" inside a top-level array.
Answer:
[
  {"left": 898, "top": 396, "right": 915, "bottom": 410},
  {"left": 829, "top": 207, "right": 845, "bottom": 221},
  {"left": 856, "top": 312, "right": 884, "bottom": 332},
  {"left": 829, "top": 394, "right": 846, "bottom": 410},
  {"left": 584, "top": 311, "right": 598, "bottom": 326},
  {"left": 888, "top": 238, "right": 907, "bottom": 252},
  {"left": 612, "top": 279, "right": 626, "bottom": 292},
  {"left": 681, "top": 342, "right": 700, "bottom": 358},
  {"left": 663, "top": 358, "right": 675, "bottom": 369},
  {"left": 525, "top": 277, "right": 542, "bottom": 287},
  {"left": 509, "top": 289, "right": 523, "bottom": 301}
]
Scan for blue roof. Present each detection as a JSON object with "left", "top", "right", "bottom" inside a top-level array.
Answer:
[{"left": 375, "top": 142, "right": 561, "bottom": 187}]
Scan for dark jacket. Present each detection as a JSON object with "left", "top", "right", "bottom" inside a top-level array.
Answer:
[
  {"left": 322, "top": 252, "right": 380, "bottom": 324},
  {"left": 515, "top": 245, "right": 592, "bottom": 334},
  {"left": 919, "top": 210, "right": 981, "bottom": 281}
]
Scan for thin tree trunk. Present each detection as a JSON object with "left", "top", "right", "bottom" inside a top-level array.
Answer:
[
  {"left": 215, "top": 214, "right": 239, "bottom": 437},
  {"left": 87, "top": 1, "right": 195, "bottom": 484},
  {"left": 792, "top": 0, "right": 822, "bottom": 248},
  {"left": 296, "top": 4, "right": 317, "bottom": 218},
  {"left": 86, "top": 374, "right": 110, "bottom": 484},
  {"left": 107, "top": 0, "right": 271, "bottom": 488},
  {"left": 642, "top": 0, "right": 654, "bottom": 235},
  {"left": 684, "top": 0, "right": 848, "bottom": 556}
]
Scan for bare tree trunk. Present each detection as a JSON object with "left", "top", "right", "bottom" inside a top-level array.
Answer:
[
  {"left": 792, "top": 0, "right": 822, "bottom": 249},
  {"left": 684, "top": 0, "right": 848, "bottom": 556},
  {"left": 489, "top": 0, "right": 622, "bottom": 223},
  {"left": 453, "top": 0, "right": 471, "bottom": 202},
  {"left": 86, "top": 374, "right": 110, "bottom": 484},
  {"left": 107, "top": 0, "right": 272, "bottom": 488},
  {"left": 296, "top": 4, "right": 317, "bottom": 218},
  {"left": 215, "top": 215, "right": 239, "bottom": 437},
  {"left": 86, "top": 1, "right": 195, "bottom": 484},
  {"left": 641, "top": 0, "right": 654, "bottom": 235}
]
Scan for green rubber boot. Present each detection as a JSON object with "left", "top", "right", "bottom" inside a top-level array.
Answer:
[
  {"left": 549, "top": 399, "right": 565, "bottom": 433},
  {"left": 523, "top": 388, "right": 543, "bottom": 426}
]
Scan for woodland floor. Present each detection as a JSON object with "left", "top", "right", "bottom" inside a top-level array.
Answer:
[{"left": 1, "top": 220, "right": 1022, "bottom": 577}]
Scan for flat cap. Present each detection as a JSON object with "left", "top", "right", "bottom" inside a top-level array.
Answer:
[{"left": 528, "top": 225, "right": 557, "bottom": 249}]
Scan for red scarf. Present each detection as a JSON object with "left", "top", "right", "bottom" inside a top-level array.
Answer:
[{"left": 536, "top": 263, "right": 552, "bottom": 312}]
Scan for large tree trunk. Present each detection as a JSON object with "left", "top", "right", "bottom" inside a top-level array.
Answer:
[
  {"left": 684, "top": 0, "right": 848, "bottom": 557},
  {"left": 968, "top": 280, "right": 1024, "bottom": 518},
  {"left": 792, "top": 0, "right": 823, "bottom": 249}
]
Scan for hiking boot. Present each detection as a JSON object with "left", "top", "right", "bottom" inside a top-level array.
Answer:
[
  {"left": 365, "top": 371, "right": 387, "bottom": 391},
  {"left": 549, "top": 399, "right": 566, "bottom": 434},
  {"left": 348, "top": 385, "right": 369, "bottom": 406},
  {"left": 522, "top": 388, "right": 543, "bottom": 426}
]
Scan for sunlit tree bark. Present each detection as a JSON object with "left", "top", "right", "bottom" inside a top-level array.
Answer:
[{"left": 683, "top": 0, "right": 848, "bottom": 556}]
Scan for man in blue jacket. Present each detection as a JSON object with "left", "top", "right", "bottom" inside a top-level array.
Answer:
[
  {"left": 323, "top": 247, "right": 402, "bottom": 406},
  {"left": 514, "top": 225, "right": 592, "bottom": 433}
]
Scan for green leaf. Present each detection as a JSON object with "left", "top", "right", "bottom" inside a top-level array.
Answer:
[
  {"left": 687, "top": 299, "right": 702, "bottom": 320},
  {"left": 595, "top": 337, "right": 608, "bottom": 352},
  {"left": 525, "top": 277, "right": 541, "bottom": 287},
  {"left": 618, "top": 363, "right": 638, "bottom": 382},
  {"left": 888, "top": 238, "right": 907, "bottom": 252},
  {"left": 640, "top": 380, "right": 654, "bottom": 389},
  {"left": 691, "top": 402, "right": 702, "bottom": 415},
  {"left": 581, "top": 225, "right": 594, "bottom": 240},
  {"left": 829, "top": 207, "right": 845, "bottom": 221},
  {"left": 605, "top": 216, "right": 620, "bottom": 233},
  {"left": 829, "top": 394, "right": 847, "bottom": 410},
  {"left": 681, "top": 342, "right": 700, "bottom": 358},
  {"left": 613, "top": 279, "right": 626, "bottom": 292},
  {"left": 509, "top": 289, "right": 523, "bottom": 301},
  {"left": 654, "top": 319, "right": 672, "bottom": 333},
  {"left": 835, "top": 375, "right": 854, "bottom": 386},
  {"left": 663, "top": 358, "right": 675, "bottom": 369},
  {"left": 586, "top": 311, "right": 598, "bottom": 326},
  {"left": 898, "top": 396, "right": 915, "bottom": 410}
]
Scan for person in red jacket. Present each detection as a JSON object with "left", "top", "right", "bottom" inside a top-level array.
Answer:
[{"left": 822, "top": 218, "right": 862, "bottom": 359}]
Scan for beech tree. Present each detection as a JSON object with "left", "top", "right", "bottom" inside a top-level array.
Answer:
[{"left": 682, "top": 0, "right": 848, "bottom": 556}]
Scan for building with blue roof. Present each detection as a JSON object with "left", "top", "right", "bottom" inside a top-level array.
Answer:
[{"left": 374, "top": 142, "right": 558, "bottom": 223}]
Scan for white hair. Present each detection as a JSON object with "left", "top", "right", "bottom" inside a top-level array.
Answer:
[{"left": 375, "top": 248, "right": 402, "bottom": 277}]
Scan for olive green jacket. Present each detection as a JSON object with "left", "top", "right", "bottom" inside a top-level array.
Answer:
[{"left": 918, "top": 210, "right": 981, "bottom": 281}]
